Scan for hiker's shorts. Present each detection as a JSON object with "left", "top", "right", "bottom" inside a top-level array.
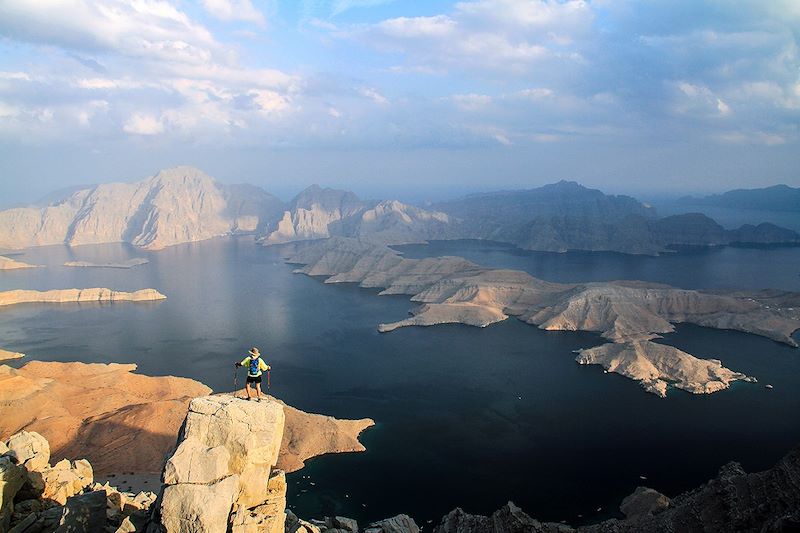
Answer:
[{"left": 246, "top": 375, "right": 262, "bottom": 384}]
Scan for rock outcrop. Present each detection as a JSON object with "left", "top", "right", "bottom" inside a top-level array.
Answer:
[
  {"left": 285, "top": 238, "right": 800, "bottom": 396},
  {"left": 0, "top": 361, "right": 374, "bottom": 477},
  {"left": 0, "top": 430, "right": 156, "bottom": 533},
  {"left": 63, "top": 258, "right": 149, "bottom": 269},
  {"left": 0, "top": 288, "right": 167, "bottom": 307},
  {"left": 0, "top": 255, "right": 40, "bottom": 270},
  {"left": 432, "top": 445, "right": 800, "bottom": 533},
  {"left": 148, "top": 395, "right": 287, "bottom": 533},
  {"left": 0, "top": 166, "right": 285, "bottom": 250}
]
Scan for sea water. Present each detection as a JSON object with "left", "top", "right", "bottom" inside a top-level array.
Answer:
[{"left": 1, "top": 237, "right": 798, "bottom": 525}]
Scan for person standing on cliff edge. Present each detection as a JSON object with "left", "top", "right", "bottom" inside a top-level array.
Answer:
[{"left": 235, "top": 347, "right": 271, "bottom": 402}]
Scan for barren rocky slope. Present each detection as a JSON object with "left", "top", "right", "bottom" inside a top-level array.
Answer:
[
  {"left": 0, "top": 361, "right": 374, "bottom": 475},
  {"left": 284, "top": 238, "right": 800, "bottom": 396}
]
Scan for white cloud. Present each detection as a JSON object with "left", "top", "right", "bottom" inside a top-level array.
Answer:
[
  {"left": 123, "top": 112, "right": 164, "bottom": 135},
  {"left": 202, "top": 0, "right": 266, "bottom": 27},
  {"left": 359, "top": 87, "right": 389, "bottom": 104}
]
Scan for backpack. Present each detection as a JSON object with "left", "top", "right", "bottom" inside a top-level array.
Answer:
[{"left": 248, "top": 357, "right": 261, "bottom": 376}]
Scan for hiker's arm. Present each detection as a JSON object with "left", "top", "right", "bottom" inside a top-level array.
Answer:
[{"left": 260, "top": 360, "right": 270, "bottom": 371}]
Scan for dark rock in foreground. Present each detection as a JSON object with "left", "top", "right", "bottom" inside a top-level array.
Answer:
[{"left": 430, "top": 446, "right": 800, "bottom": 533}]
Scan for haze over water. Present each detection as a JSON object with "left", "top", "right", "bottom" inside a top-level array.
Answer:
[{"left": 1, "top": 237, "right": 799, "bottom": 525}]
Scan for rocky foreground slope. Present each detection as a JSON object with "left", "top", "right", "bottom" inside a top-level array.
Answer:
[
  {"left": 284, "top": 238, "right": 800, "bottom": 397},
  {"left": 5, "top": 393, "right": 797, "bottom": 532},
  {"left": 0, "top": 361, "right": 374, "bottom": 476}
]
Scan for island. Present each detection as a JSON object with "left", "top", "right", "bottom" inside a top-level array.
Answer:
[
  {"left": 283, "top": 237, "right": 800, "bottom": 397},
  {"left": 63, "top": 258, "right": 149, "bottom": 269},
  {"left": 0, "top": 288, "right": 167, "bottom": 307}
]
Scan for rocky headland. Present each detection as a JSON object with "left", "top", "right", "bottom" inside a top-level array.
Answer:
[
  {"left": 0, "top": 348, "right": 24, "bottom": 362},
  {"left": 0, "top": 360, "right": 374, "bottom": 477},
  {"left": 0, "top": 288, "right": 167, "bottom": 307},
  {"left": 283, "top": 237, "right": 800, "bottom": 397},
  {"left": 63, "top": 259, "right": 149, "bottom": 269},
  {"left": 0, "top": 256, "right": 40, "bottom": 270}
]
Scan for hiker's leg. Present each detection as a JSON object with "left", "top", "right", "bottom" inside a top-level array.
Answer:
[
  {"left": 245, "top": 382, "right": 253, "bottom": 399},
  {"left": 255, "top": 382, "right": 263, "bottom": 399}
]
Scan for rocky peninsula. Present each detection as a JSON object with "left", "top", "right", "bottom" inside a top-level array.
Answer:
[
  {"left": 0, "top": 255, "right": 40, "bottom": 270},
  {"left": 0, "top": 288, "right": 167, "bottom": 307},
  {"left": 284, "top": 238, "right": 800, "bottom": 397},
  {"left": 63, "top": 258, "right": 149, "bottom": 269},
  {"left": 0, "top": 360, "right": 374, "bottom": 476}
]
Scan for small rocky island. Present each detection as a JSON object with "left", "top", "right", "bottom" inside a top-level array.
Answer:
[
  {"left": 0, "top": 288, "right": 167, "bottom": 307},
  {"left": 63, "top": 259, "right": 150, "bottom": 269},
  {"left": 284, "top": 238, "right": 800, "bottom": 397}
]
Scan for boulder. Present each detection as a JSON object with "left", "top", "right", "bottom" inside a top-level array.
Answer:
[
  {"left": 40, "top": 459, "right": 94, "bottom": 505},
  {"left": 1, "top": 456, "right": 27, "bottom": 531},
  {"left": 6, "top": 432, "right": 50, "bottom": 472},
  {"left": 365, "top": 514, "right": 421, "bottom": 533},
  {"left": 328, "top": 516, "right": 358, "bottom": 533},
  {"left": 286, "top": 511, "right": 322, "bottom": 533},
  {"left": 55, "top": 490, "right": 107, "bottom": 533},
  {"left": 619, "top": 486, "right": 670, "bottom": 519}
]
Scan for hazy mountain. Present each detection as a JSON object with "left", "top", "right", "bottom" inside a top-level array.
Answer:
[
  {"left": 1, "top": 170, "right": 797, "bottom": 253},
  {"left": 678, "top": 184, "right": 800, "bottom": 212},
  {"left": 0, "top": 167, "right": 284, "bottom": 250},
  {"left": 433, "top": 181, "right": 799, "bottom": 254},
  {"left": 262, "top": 186, "right": 452, "bottom": 246}
]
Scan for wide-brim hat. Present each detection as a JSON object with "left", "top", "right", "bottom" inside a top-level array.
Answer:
[{"left": 249, "top": 347, "right": 260, "bottom": 356}]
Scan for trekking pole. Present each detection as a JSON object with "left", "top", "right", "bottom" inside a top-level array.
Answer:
[
  {"left": 267, "top": 369, "right": 271, "bottom": 390},
  {"left": 233, "top": 365, "right": 239, "bottom": 399}
]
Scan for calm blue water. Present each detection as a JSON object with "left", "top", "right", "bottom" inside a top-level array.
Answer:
[{"left": 1, "top": 237, "right": 799, "bottom": 526}]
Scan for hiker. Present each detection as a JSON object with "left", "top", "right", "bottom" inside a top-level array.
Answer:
[{"left": 235, "top": 347, "right": 271, "bottom": 402}]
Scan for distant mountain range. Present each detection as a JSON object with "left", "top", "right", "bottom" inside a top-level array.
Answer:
[
  {"left": 0, "top": 167, "right": 797, "bottom": 254},
  {"left": 678, "top": 184, "right": 800, "bottom": 212}
]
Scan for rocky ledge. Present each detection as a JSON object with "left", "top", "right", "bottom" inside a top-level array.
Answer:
[
  {"left": 283, "top": 238, "right": 800, "bottom": 397},
  {"left": 0, "top": 288, "right": 167, "bottom": 307}
]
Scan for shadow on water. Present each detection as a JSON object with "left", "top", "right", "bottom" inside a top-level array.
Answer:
[{"left": 1, "top": 236, "right": 799, "bottom": 525}]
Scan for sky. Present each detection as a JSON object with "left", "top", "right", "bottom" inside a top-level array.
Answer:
[{"left": 0, "top": 0, "right": 798, "bottom": 203}]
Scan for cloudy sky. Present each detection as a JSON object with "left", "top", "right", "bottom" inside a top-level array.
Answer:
[{"left": 0, "top": 0, "right": 798, "bottom": 203}]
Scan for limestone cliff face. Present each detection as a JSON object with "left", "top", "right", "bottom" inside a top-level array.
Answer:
[
  {"left": 0, "top": 167, "right": 284, "bottom": 250},
  {"left": 148, "top": 395, "right": 288, "bottom": 533}
]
